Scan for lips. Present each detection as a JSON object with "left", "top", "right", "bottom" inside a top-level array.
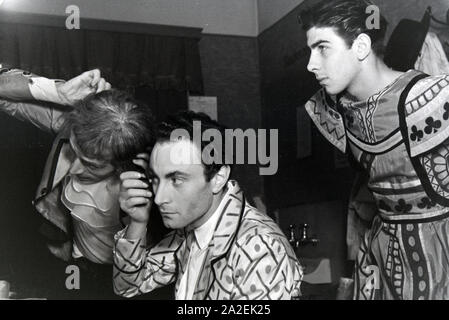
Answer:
[
  {"left": 316, "top": 77, "right": 328, "bottom": 83},
  {"left": 160, "top": 211, "right": 176, "bottom": 215}
]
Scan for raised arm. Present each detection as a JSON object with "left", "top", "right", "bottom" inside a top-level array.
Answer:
[
  {"left": 113, "top": 169, "right": 181, "bottom": 298},
  {"left": 0, "top": 68, "right": 111, "bottom": 133}
]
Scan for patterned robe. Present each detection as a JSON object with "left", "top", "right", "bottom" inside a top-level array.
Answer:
[
  {"left": 113, "top": 180, "right": 303, "bottom": 300},
  {"left": 306, "top": 70, "right": 449, "bottom": 300}
]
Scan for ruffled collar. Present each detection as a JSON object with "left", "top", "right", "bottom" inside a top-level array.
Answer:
[{"left": 62, "top": 175, "right": 121, "bottom": 227}]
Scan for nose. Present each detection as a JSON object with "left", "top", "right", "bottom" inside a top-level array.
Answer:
[
  {"left": 154, "top": 181, "right": 170, "bottom": 207},
  {"left": 307, "top": 51, "right": 319, "bottom": 73},
  {"left": 70, "top": 157, "right": 86, "bottom": 175}
]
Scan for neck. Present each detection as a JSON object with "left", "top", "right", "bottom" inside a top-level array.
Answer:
[{"left": 347, "top": 55, "right": 404, "bottom": 101}]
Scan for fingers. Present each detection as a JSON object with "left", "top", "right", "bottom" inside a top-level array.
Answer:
[
  {"left": 82, "top": 69, "right": 111, "bottom": 93},
  {"left": 121, "top": 177, "right": 150, "bottom": 189},
  {"left": 135, "top": 153, "right": 150, "bottom": 161},
  {"left": 96, "top": 78, "right": 111, "bottom": 93},
  {"left": 120, "top": 197, "right": 150, "bottom": 213},
  {"left": 119, "top": 187, "right": 151, "bottom": 201},
  {"left": 132, "top": 153, "right": 150, "bottom": 171},
  {"left": 120, "top": 171, "right": 146, "bottom": 181},
  {"left": 87, "top": 69, "right": 101, "bottom": 87},
  {"left": 119, "top": 174, "right": 152, "bottom": 214},
  {"left": 126, "top": 188, "right": 153, "bottom": 198},
  {"left": 132, "top": 158, "right": 149, "bottom": 172}
]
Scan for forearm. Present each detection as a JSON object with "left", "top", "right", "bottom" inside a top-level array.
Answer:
[
  {"left": 0, "top": 98, "right": 66, "bottom": 133},
  {"left": 0, "top": 68, "right": 69, "bottom": 105},
  {"left": 30, "top": 77, "right": 71, "bottom": 105}
]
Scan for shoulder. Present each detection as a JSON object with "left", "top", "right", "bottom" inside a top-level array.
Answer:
[
  {"left": 404, "top": 73, "right": 449, "bottom": 112},
  {"left": 402, "top": 73, "right": 449, "bottom": 156},
  {"left": 305, "top": 89, "right": 346, "bottom": 153},
  {"left": 234, "top": 205, "right": 295, "bottom": 258}
]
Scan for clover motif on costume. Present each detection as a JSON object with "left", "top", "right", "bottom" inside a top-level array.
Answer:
[
  {"left": 417, "top": 197, "right": 436, "bottom": 210},
  {"left": 394, "top": 199, "right": 412, "bottom": 214},
  {"left": 443, "top": 103, "right": 449, "bottom": 121},
  {"left": 410, "top": 126, "right": 424, "bottom": 142},
  {"left": 424, "top": 117, "right": 442, "bottom": 135}
]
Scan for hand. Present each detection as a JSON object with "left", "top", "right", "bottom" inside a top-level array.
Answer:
[
  {"left": 132, "top": 153, "right": 150, "bottom": 176},
  {"left": 119, "top": 171, "right": 153, "bottom": 224},
  {"left": 56, "top": 69, "right": 112, "bottom": 105}
]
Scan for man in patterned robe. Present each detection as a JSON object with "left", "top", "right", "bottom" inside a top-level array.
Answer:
[
  {"left": 113, "top": 111, "right": 303, "bottom": 300},
  {"left": 301, "top": 0, "right": 449, "bottom": 299}
]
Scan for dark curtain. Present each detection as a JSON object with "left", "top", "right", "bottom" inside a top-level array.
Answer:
[
  {"left": 0, "top": 20, "right": 202, "bottom": 298},
  {"left": 0, "top": 22, "right": 203, "bottom": 93}
]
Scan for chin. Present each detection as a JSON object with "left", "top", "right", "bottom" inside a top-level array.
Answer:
[
  {"left": 162, "top": 218, "right": 183, "bottom": 230},
  {"left": 323, "top": 86, "right": 342, "bottom": 96}
]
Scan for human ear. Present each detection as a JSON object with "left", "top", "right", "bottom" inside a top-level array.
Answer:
[
  {"left": 211, "top": 165, "right": 231, "bottom": 194},
  {"left": 354, "top": 33, "right": 372, "bottom": 60}
]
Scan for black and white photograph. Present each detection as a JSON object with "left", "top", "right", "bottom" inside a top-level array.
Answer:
[{"left": 0, "top": 0, "right": 449, "bottom": 304}]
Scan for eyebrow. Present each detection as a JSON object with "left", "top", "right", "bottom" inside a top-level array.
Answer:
[
  {"left": 147, "top": 170, "right": 189, "bottom": 179},
  {"left": 165, "top": 171, "right": 189, "bottom": 179},
  {"left": 309, "top": 40, "right": 330, "bottom": 49}
]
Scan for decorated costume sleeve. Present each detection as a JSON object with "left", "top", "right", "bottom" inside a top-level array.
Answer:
[
  {"left": 400, "top": 74, "right": 449, "bottom": 207},
  {"left": 113, "top": 228, "right": 182, "bottom": 298},
  {"left": 230, "top": 234, "right": 303, "bottom": 300}
]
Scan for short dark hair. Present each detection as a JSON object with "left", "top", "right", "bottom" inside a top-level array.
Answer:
[
  {"left": 66, "top": 89, "right": 155, "bottom": 171},
  {"left": 155, "top": 111, "right": 231, "bottom": 182},
  {"left": 299, "top": 0, "right": 388, "bottom": 57}
]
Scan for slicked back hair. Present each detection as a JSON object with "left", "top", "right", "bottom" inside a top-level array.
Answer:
[
  {"left": 299, "top": 0, "right": 388, "bottom": 57},
  {"left": 155, "top": 111, "right": 232, "bottom": 182}
]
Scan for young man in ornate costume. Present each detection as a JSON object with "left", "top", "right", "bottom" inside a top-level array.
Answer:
[{"left": 301, "top": 0, "right": 449, "bottom": 299}]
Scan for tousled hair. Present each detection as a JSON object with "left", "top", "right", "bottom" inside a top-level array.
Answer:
[{"left": 66, "top": 89, "right": 155, "bottom": 171}]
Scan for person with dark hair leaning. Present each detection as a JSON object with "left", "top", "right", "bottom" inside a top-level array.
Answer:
[
  {"left": 114, "top": 111, "right": 303, "bottom": 300},
  {"left": 301, "top": 0, "right": 449, "bottom": 299},
  {"left": 0, "top": 68, "right": 159, "bottom": 299}
]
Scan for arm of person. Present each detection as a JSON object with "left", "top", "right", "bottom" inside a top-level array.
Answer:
[
  {"left": 230, "top": 234, "right": 303, "bottom": 300},
  {"left": 0, "top": 68, "right": 111, "bottom": 105},
  {"left": 0, "top": 98, "right": 65, "bottom": 134},
  {"left": 0, "top": 68, "right": 111, "bottom": 133},
  {"left": 113, "top": 170, "right": 182, "bottom": 298}
]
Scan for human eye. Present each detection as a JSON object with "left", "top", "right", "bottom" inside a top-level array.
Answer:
[
  {"left": 318, "top": 45, "right": 328, "bottom": 53},
  {"left": 171, "top": 176, "right": 185, "bottom": 186},
  {"left": 84, "top": 161, "right": 106, "bottom": 172},
  {"left": 88, "top": 163, "right": 103, "bottom": 170}
]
